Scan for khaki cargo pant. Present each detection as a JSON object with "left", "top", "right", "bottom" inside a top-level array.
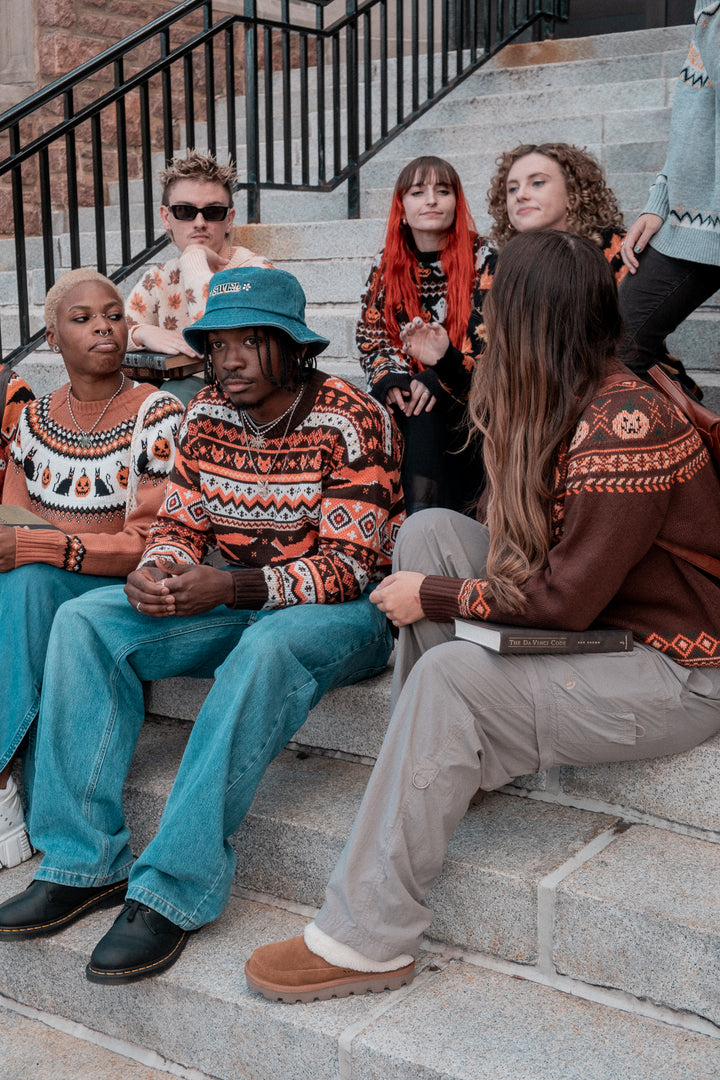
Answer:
[{"left": 316, "top": 510, "right": 720, "bottom": 960}]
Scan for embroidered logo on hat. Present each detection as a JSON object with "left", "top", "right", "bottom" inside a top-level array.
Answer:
[{"left": 210, "top": 281, "right": 252, "bottom": 296}]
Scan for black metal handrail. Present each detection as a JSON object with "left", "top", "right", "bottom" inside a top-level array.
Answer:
[{"left": 0, "top": 0, "right": 568, "bottom": 365}]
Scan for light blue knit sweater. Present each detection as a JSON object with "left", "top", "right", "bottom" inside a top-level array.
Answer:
[{"left": 644, "top": 2, "right": 720, "bottom": 266}]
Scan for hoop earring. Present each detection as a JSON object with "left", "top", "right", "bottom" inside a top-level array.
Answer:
[{"left": 52, "top": 345, "right": 60, "bottom": 353}]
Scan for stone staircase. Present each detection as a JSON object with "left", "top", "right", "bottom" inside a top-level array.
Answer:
[
  {"left": 8, "top": 23, "right": 720, "bottom": 408},
  {"left": 3, "top": 21, "right": 720, "bottom": 1080},
  {"left": 2, "top": 663, "right": 720, "bottom": 1078}
]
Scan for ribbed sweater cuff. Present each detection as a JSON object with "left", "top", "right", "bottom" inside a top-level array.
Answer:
[
  {"left": 434, "top": 343, "right": 465, "bottom": 378},
  {"left": 642, "top": 181, "right": 668, "bottom": 221},
  {"left": 419, "top": 574, "right": 464, "bottom": 622},
  {"left": 226, "top": 566, "right": 269, "bottom": 609},
  {"left": 13, "top": 527, "right": 66, "bottom": 568},
  {"left": 371, "top": 371, "right": 412, "bottom": 402}
]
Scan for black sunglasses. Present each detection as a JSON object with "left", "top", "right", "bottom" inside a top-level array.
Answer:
[{"left": 167, "top": 203, "right": 230, "bottom": 222}]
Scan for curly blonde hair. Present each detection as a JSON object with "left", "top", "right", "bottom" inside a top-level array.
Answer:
[
  {"left": 159, "top": 149, "right": 236, "bottom": 205},
  {"left": 487, "top": 143, "right": 624, "bottom": 248}
]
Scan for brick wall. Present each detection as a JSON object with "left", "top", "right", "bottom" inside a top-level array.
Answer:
[
  {"left": 0, "top": 1, "right": 216, "bottom": 236},
  {"left": 1, "top": 1, "right": 308, "bottom": 238}
]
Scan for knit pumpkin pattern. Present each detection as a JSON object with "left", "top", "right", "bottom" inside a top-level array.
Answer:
[
  {"left": 5, "top": 383, "right": 184, "bottom": 576},
  {"left": 417, "top": 376, "right": 720, "bottom": 668}
]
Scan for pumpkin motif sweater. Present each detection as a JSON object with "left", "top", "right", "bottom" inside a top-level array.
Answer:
[
  {"left": 419, "top": 372, "right": 720, "bottom": 668},
  {"left": 126, "top": 245, "right": 273, "bottom": 344},
  {"left": 356, "top": 235, "right": 496, "bottom": 404},
  {"left": 357, "top": 230, "right": 626, "bottom": 406},
  {"left": 141, "top": 371, "right": 405, "bottom": 609},
  {"left": 3, "top": 382, "right": 184, "bottom": 576},
  {"left": 0, "top": 367, "right": 34, "bottom": 499}
]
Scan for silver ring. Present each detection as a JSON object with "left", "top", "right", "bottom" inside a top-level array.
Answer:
[{"left": 136, "top": 601, "right": 142, "bottom": 613}]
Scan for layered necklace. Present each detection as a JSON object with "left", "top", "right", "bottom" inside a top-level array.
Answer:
[
  {"left": 237, "top": 387, "right": 304, "bottom": 497},
  {"left": 241, "top": 389, "right": 304, "bottom": 449},
  {"left": 66, "top": 373, "right": 126, "bottom": 448}
]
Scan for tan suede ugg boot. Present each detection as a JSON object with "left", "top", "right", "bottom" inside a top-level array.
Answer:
[{"left": 245, "top": 935, "right": 415, "bottom": 1002}]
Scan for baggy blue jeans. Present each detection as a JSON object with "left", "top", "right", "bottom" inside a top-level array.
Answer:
[
  {"left": 29, "top": 583, "right": 393, "bottom": 930},
  {"left": 0, "top": 564, "right": 125, "bottom": 795}
]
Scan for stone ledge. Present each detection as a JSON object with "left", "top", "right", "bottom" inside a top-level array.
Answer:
[
  {"left": 1, "top": 860, "right": 719, "bottom": 1079},
  {"left": 555, "top": 824, "right": 720, "bottom": 1027}
]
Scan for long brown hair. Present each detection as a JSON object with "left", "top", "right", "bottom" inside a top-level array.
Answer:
[
  {"left": 369, "top": 156, "right": 478, "bottom": 348},
  {"left": 487, "top": 143, "right": 624, "bottom": 248},
  {"left": 470, "top": 230, "right": 622, "bottom": 614}
]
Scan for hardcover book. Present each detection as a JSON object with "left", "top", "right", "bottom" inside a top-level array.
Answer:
[
  {"left": 0, "top": 505, "right": 62, "bottom": 530},
  {"left": 122, "top": 352, "right": 204, "bottom": 380},
  {"left": 454, "top": 619, "right": 633, "bottom": 654}
]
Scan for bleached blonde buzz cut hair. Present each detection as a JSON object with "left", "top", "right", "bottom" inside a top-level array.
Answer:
[
  {"left": 159, "top": 149, "right": 237, "bottom": 205},
  {"left": 45, "top": 269, "right": 124, "bottom": 330}
]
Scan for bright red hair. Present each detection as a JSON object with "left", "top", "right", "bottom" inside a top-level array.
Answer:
[{"left": 370, "top": 157, "right": 478, "bottom": 350}]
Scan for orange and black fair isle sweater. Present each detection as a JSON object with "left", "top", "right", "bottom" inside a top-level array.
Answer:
[
  {"left": 140, "top": 370, "right": 405, "bottom": 609},
  {"left": 357, "top": 229, "right": 626, "bottom": 407},
  {"left": 3, "top": 382, "right": 184, "bottom": 576},
  {"left": 419, "top": 371, "right": 720, "bottom": 668},
  {"left": 0, "top": 368, "right": 34, "bottom": 499}
]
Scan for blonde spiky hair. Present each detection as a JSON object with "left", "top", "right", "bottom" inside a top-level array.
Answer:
[
  {"left": 159, "top": 149, "right": 236, "bottom": 205},
  {"left": 45, "top": 269, "right": 123, "bottom": 330}
]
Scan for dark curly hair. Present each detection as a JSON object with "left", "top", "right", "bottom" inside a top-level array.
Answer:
[{"left": 487, "top": 143, "right": 624, "bottom": 248}]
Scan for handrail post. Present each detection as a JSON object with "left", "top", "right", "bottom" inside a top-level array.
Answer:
[
  {"left": 346, "top": 0, "right": 360, "bottom": 219},
  {"left": 244, "top": 0, "right": 260, "bottom": 222}
]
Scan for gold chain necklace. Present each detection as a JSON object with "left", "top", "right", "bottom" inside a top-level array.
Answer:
[
  {"left": 237, "top": 391, "right": 304, "bottom": 497},
  {"left": 66, "top": 374, "right": 126, "bottom": 448}
]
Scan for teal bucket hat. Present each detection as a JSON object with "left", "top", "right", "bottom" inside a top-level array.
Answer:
[{"left": 182, "top": 266, "right": 330, "bottom": 357}]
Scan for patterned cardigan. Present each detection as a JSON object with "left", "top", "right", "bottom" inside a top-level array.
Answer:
[
  {"left": 4, "top": 383, "right": 184, "bottom": 576},
  {"left": 126, "top": 244, "right": 273, "bottom": 344},
  {"left": 357, "top": 230, "right": 626, "bottom": 406}
]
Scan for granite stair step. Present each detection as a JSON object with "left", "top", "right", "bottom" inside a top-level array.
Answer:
[
  {"left": 2, "top": 855, "right": 720, "bottom": 1080},
  {"left": 2, "top": 774, "right": 720, "bottom": 1076},
  {"left": 0, "top": 1003, "right": 190, "bottom": 1080},
  {"left": 145, "top": 666, "right": 720, "bottom": 838},
  {"left": 124, "top": 721, "right": 720, "bottom": 1024}
]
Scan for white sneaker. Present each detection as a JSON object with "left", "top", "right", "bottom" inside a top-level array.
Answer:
[{"left": 0, "top": 775, "right": 33, "bottom": 868}]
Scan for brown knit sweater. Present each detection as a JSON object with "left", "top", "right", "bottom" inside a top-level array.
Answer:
[{"left": 419, "top": 372, "right": 720, "bottom": 667}]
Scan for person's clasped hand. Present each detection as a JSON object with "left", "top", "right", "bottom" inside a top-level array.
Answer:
[{"left": 124, "top": 559, "right": 234, "bottom": 618}]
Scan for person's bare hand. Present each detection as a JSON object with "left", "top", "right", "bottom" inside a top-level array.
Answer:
[
  {"left": 405, "top": 379, "right": 437, "bottom": 416},
  {"left": 126, "top": 560, "right": 234, "bottom": 618},
  {"left": 125, "top": 564, "right": 174, "bottom": 616},
  {"left": 621, "top": 214, "right": 663, "bottom": 273},
  {"left": 129, "top": 324, "right": 200, "bottom": 358},
  {"left": 385, "top": 386, "right": 409, "bottom": 412},
  {"left": 400, "top": 318, "right": 449, "bottom": 366},
  {"left": 370, "top": 571, "right": 426, "bottom": 626},
  {"left": 384, "top": 381, "right": 436, "bottom": 417},
  {"left": 183, "top": 243, "right": 231, "bottom": 275}
]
